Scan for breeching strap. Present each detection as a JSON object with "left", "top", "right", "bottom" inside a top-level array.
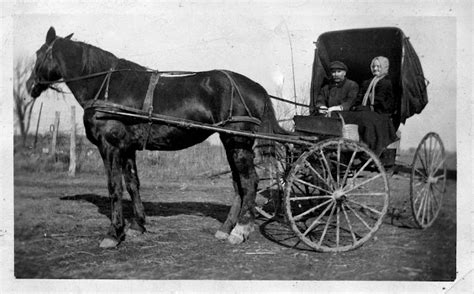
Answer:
[{"left": 219, "top": 70, "right": 256, "bottom": 121}]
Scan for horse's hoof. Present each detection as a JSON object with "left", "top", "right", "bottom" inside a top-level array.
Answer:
[
  {"left": 214, "top": 230, "right": 229, "bottom": 240},
  {"left": 125, "top": 228, "right": 144, "bottom": 237},
  {"left": 99, "top": 237, "right": 119, "bottom": 248},
  {"left": 228, "top": 233, "right": 244, "bottom": 244},
  {"left": 227, "top": 223, "right": 254, "bottom": 244}
]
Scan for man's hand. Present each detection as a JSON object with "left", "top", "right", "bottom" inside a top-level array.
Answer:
[
  {"left": 318, "top": 106, "right": 328, "bottom": 114},
  {"left": 328, "top": 105, "right": 343, "bottom": 113}
]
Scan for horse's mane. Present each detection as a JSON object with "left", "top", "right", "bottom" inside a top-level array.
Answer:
[{"left": 71, "top": 39, "right": 148, "bottom": 73}]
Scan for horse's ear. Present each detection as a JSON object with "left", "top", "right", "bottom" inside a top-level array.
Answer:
[
  {"left": 46, "top": 27, "right": 56, "bottom": 45},
  {"left": 64, "top": 33, "right": 74, "bottom": 40}
]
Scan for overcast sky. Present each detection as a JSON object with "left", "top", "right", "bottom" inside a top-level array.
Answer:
[{"left": 8, "top": 1, "right": 471, "bottom": 153}]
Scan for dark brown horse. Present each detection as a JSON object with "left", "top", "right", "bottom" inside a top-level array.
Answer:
[{"left": 26, "top": 27, "right": 287, "bottom": 248}]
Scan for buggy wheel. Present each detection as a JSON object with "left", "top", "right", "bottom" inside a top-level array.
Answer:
[
  {"left": 410, "top": 132, "right": 447, "bottom": 229},
  {"left": 254, "top": 141, "right": 287, "bottom": 219},
  {"left": 283, "top": 138, "right": 389, "bottom": 252}
]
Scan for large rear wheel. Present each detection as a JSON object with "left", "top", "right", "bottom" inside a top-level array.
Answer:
[
  {"left": 283, "top": 138, "right": 389, "bottom": 252},
  {"left": 410, "top": 132, "right": 447, "bottom": 228}
]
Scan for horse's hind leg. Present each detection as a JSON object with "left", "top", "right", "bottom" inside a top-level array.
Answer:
[
  {"left": 218, "top": 136, "right": 257, "bottom": 244},
  {"left": 122, "top": 150, "right": 146, "bottom": 236},
  {"left": 214, "top": 177, "right": 241, "bottom": 240}
]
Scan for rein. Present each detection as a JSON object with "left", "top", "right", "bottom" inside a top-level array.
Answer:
[{"left": 35, "top": 68, "right": 152, "bottom": 85}]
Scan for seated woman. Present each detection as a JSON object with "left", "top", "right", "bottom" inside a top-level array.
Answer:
[{"left": 341, "top": 56, "right": 399, "bottom": 158}]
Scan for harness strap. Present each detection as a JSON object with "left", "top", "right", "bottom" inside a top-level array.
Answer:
[
  {"left": 142, "top": 71, "right": 161, "bottom": 150},
  {"left": 143, "top": 71, "right": 161, "bottom": 111},
  {"left": 92, "top": 64, "right": 116, "bottom": 101},
  {"left": 92, "top": 71, "right": 112, "bottom": 101}
]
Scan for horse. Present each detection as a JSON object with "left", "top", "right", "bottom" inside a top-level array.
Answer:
[{"left": 26, "top": 27, "right": 287, "bottom": 248}]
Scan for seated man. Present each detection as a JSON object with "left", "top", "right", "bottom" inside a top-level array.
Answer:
[{"left": 314, "top": 61, "right": 359, "bottom": 115}]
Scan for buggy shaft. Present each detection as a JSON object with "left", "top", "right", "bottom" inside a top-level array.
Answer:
[{"left": 95, "top": 109, "right": 316, "bottom": 147}]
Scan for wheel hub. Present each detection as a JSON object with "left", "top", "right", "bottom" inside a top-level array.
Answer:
[
  {"left": 332, "top": 189, "right": 346, "bottom": 201},
  {"left": 427, "top": 175, "right": 438, "bottom": 184}
]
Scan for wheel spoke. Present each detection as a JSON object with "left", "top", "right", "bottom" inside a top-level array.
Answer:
[
  {"left": 289, "top": 195, "right": 333, "bottom": 201},
  {"left": 342, "top": 173, "right": 383, "bottom": 194},
  {"left": 317, "top": 149, "right": 337, "bottom": 189},
  {"left": 428, "top": 137, "right": 434, "bottom": 171},
  {"left": 293, "top": 198, "right": 333, "bottom": 221},
  {"left": 431, "top": 158, "right": 446, "bottom": 176},
  {"left": 294, "top": 177, "right": 332, "bottom": 195},
  {"left": 413, "top": 166, "right": 427, "bottom": 179},
  {"left": 428, "top": 187, "right": 436, "bottom": 220},
  {"left": 292, "top": 179, "right": 311, "bottom": 195},
  {"left": 346, "top": 198, "right": 384, "bottom": 216},
  {"left": 418, "top": 148, "right": 429, "bottom": 174},
  {"left": 342, "top": 203, "right": 357, "bottom": 243},
  {"left": 302, "top": 202, "right": 335, "bottom": 236},
  {"left": 345, "top": 202, "right": 373, "bottom": 231},
  {"left": 352, "top": 157, "right": 374, "bottom": 180},
  {"left": 318, "top": 202, "right": 337, "bottom": 246},
  {"left": 430, "top": 186, "right": 440, "bottom": 209},
  {"left": 432, "top": 182, "right": 445, "bottom": 193},
  {"left": 416, "top": 188, "right": 427, "bottom": 220},
  {"left": 336, "top": 143, "right": 341, "bottom": 188},
  {"left": 341, "top": 151, "right": 357, "bottom": 187},
  {"left": 430, "top": 149, "right": 441, "bottom": 170},
  {"left": 304, "top": 163, "right": 334, "bottom": 191},
  {"left": 422, "top": 188, "right": 429, "bottom": 225},
  {"left": 413, "top": 184, "right": 428, "bottom": 207},
  {"left": 424, "top": 141, "right": 430, "bottom": 171},
  {"left": 346, "top": 192, "right": 388, "bottom": 197},
  {"left": 336, "top": 206, "right": 340, "bottom": 247}
]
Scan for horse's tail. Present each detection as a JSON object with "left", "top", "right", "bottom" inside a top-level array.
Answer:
[
  {"left": 259, "top": 95, "right": 290, "bottom": 136},
  {"left": 253, "top": 95, "right": 290, "bottom": 163}
]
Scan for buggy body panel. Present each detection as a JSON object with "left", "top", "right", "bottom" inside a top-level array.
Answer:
[{"left": 309, "top": 27, "right": 428, "bottom": 129}]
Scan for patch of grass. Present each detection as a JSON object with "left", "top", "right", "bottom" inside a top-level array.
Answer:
[{"left": 14, "top": 134, "right": 229, "bottom": 180}]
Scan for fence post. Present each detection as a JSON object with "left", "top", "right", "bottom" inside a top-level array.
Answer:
[
  {"left": 33, "top": 102, "right": 43, "bottom": 149},
  {"left": 68, "top": 106, "right": 76, "bottom": 177},
  {"left": 51, "top": 111, "right": 60, "bottom": 159}
]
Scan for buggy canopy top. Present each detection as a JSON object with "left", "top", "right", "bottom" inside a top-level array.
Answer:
[{"left": 309, "top": 27, "right": 428, "bottom": 128}]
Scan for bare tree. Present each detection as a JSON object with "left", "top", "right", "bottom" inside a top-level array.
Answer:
[{"left": 14, "top": 56, "right": 35, "bottom": 146}]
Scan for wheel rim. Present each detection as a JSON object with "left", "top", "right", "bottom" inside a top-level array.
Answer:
[
  {"left": 284, "top": 139, "right": 389, "bottom": 252},
  {"left": 410, "top": 132, "right": 447, "bottom": 228}
]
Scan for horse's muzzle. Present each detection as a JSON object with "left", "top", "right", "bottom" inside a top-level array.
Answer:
[{"left": 25, "top": 76, "right": 45, "bottom": 98}]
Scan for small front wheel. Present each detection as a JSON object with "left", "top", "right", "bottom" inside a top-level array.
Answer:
[{"left": 283, "top": 138, "right": 389, "bottom": 252}]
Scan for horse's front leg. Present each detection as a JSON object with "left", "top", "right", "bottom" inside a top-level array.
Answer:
[
  {"left": 99, "top": 146, "right": 126, "bottom": 248},
  {"left": 123, "top": 150, "right": 146, "bottom": 237}
]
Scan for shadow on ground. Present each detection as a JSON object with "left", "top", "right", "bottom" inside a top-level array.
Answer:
[{"left": 60, "top": 194, "right": 230, "bottom": 223}]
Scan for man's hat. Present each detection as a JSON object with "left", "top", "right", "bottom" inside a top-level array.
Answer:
[{"left": 330, "top": 61, "right": 348, "bottom": 71}]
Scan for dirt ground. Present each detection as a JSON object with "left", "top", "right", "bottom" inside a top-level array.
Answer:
[{"left": 14, "top": 170, "right": 456, "bottom": 281}]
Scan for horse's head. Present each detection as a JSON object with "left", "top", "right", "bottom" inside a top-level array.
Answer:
[{"left": 26, "top": 27, "right": 74, "bottom": 98}]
